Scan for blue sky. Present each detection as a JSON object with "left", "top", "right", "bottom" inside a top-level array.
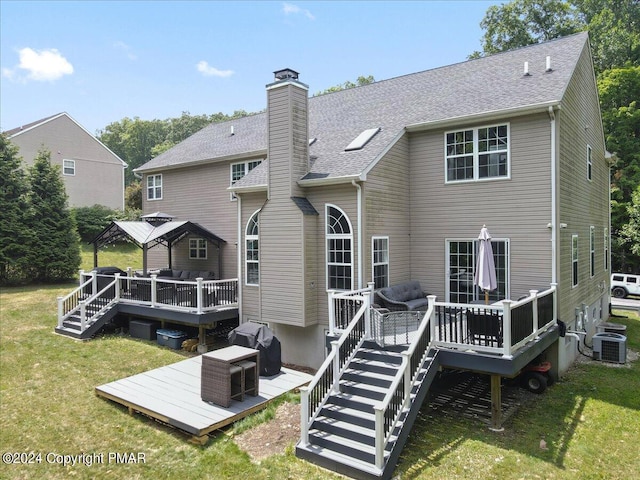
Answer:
[{"left": 1, "top": 1, "right": 497, "bottom": 134}]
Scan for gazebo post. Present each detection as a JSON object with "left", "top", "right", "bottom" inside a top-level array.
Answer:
[
  {"left": 167, "top": 241, "right": 172, "bottom": 269},
  {"left": 142, "top": 244, "right": 148, "bottom": 276},
  {"left": 93, "top": 243, "right": 98, "bottom": 268}
]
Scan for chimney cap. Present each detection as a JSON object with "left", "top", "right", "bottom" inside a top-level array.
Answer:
[{"left": 274, "top": 68, "right": 299, "bottom": 81}]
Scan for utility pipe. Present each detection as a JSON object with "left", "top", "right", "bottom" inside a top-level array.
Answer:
[{"left": 549, "top": 106, "right": 558, "bottom": 285}]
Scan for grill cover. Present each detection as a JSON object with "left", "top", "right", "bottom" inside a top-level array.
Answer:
[{"left": 228, "top": 323, "right": 281, "bottom": 376}]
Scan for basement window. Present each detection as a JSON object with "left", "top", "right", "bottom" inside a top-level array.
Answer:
[{"left": 345, "top": 127, "right": 381, "bottom": 151}]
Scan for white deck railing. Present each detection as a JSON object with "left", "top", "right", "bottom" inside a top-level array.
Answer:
[{"left": 57, "top": 270, "right": 239, "bottom": 333}]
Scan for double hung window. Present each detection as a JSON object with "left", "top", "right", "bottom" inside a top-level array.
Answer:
[
  {"left": 147, "top": 174, "right": 162, "bottom": 200},
  {"left": 230, "top": 160, "right": 262, "bottom": 200},
  {"left": 372, "top": 236, "right": 389, "bottom": 289},
  {"left": 446, "top": 124, "right": 509, "bottom": 182},
  {"left": 63, "top": 159, "right": 75, "bottom": 176}
]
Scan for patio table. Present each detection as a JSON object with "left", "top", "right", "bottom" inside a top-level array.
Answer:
[{"left": 201, "top": 346, "right": 259, "bottom": 407}]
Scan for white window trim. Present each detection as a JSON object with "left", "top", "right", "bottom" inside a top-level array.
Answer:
[
  {"left": 572, "top": 234, "right": 579, "bottom": 288},
  {"left": 326, "top": 204, "right": 354, "bottom": 291},
  {"left": 590, "top": 226, "right": 595, "bottom": 277},
  {"left": 604, "top": 227, "right": 609, "bottom": 271},
  {"left": 444, "top": 123, "right": 511, "bottom": 184},
  {"left": 147, "top": 174, "right": 162, "bottom": 200},
  {"left": 230, "top": 159, "right": 263, "bottom": 201},
  {"left": 372, "top": 236, "right": 390, "bottom": 289},
  {"left": 587, "top": 145, "right": 593, "bottom": 181},
  {"left": 63, "top": 159, "right": 75, "bottom": 176},
  {"left": 189, "top": 238, "right": 207, "bottom": 260},
  {"left": 245, "top": 210, "right": 260, "bottom": 286},
  {"left": 445, "top": 237, "right": 511, "bottom": 302}
]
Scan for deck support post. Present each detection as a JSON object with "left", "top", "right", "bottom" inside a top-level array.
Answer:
[
  {"left": 530, "top": 289, "right": 539, "bottom": 337},
  {"left": 490, "top": 374, "right": 504, "bottom": 431}
]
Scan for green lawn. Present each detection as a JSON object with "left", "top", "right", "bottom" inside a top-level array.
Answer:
[{"left": 1, "top": 279, "right": 638, "bottom": 479}]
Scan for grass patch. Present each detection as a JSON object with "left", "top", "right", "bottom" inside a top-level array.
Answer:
[
  {"left": 1, "top": 263, "right": 638, "bottom": 479},
  {"left": 79, "top": 242, "right": 143, "bottom": 273}
]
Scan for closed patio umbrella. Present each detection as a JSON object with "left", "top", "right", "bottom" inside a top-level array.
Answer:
[{"left": 474, "top": 225, "right": 497, "bottom": 304}]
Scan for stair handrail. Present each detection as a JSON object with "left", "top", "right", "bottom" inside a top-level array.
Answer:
[
  {"left": 57, "top": 275, "right": 95, "bottom": 327},
  {"left": 372, "top": 295, "right": 436, "bottom": 470},
  {"left": 300, "top": 291, "right": 371, "bottom": 447},
  {"left": 80, "top": 275, "right": 121, "bottom": 331}
]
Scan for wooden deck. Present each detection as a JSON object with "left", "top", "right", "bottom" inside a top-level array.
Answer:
[{"left": 95, "top": 355, "right": 313, "bottom": 444}]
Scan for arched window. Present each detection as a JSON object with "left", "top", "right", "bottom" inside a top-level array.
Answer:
[
  {"left": 245, "top": 212, "right": 259, "bottom": 285},
  {"left": 326, "top": 205, "right": 353, "bottom": 290}
]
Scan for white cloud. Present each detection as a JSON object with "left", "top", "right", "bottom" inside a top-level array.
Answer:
[
  {"left": 114, "top": 41, "right": 137, "bottom": 60},
  {"left": 196, "top": 61, "right": 234, "bottom": 78},
  {"left": 8, "top": 47, "right": 74, "bottom": 81},
  {"left": 283, "top": 2, "right": 315, "bottom": 20}
]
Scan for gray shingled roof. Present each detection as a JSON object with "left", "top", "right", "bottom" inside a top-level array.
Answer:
[{"left": 136, "top": 33, "right": 589, "bottom": 188}]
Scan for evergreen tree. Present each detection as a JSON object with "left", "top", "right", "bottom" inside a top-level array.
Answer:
[
  {"left": 0, "top": 134, "right": 32, "bottom": 284},
  {"left": 26, "top": 149, "right": 81, "bottom": 282}
]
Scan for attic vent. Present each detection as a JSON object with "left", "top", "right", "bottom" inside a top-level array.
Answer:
[{"left": 345, "top": 127, "right": 381, "bottom": 151}]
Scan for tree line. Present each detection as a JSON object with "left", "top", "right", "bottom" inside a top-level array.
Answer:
[{"left": 470, "top": 0, "right": 639, "bottom": 272}]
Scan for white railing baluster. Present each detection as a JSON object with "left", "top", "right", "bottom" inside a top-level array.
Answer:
[{"left": 115, "top": 273, "right": 121, "bottom": 301}]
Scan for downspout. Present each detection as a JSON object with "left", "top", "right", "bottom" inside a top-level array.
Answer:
[
  {"left": 237, "top": 195, "right": 243, "bottom": 322},
  {"left": 548, "top": 106, "right": 557, "bottom": 284},
  {"left": 352, "top": 180, "right": 363, "bottom": 289}
]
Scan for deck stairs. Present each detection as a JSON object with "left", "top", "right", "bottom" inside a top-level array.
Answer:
[
  {"left": 296, "top": 340, "right": 440, "bottom": 480},
  {"left": 55, "top": 291, "right": 119, "bottom": 340}
]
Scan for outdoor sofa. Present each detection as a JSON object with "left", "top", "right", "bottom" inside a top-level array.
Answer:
[{"left": 375, "top": 280, "right": 430, "bottom": 311}]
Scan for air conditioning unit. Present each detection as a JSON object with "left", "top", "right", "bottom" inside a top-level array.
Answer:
[
  {"left": 592, "top": 332, "right": 626, "bottom": 364},
  {"left": 596, "top": 322, "right": 627, "bottom": 336}
]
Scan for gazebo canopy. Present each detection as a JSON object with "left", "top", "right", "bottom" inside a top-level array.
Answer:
[{"left": 91, "top": 220, "right": 226, "bottom": 274}]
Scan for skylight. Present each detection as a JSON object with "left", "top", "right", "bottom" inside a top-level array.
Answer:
[{"left": 345, "top": 127, "right": 381, "bottom": 151}]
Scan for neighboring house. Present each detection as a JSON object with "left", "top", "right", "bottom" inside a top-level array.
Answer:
[
  {"left": 5, "top": 112, "right": 126, "bottom": 210},
  {"left": 135, "top": 32, "right": 609, "bottom": 373}
]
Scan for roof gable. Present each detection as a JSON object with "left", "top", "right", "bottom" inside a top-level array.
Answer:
[{"left": 6, "top": 112, "right": 127, "bottom": 167}]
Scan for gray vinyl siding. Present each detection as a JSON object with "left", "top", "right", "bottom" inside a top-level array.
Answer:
[
  {"left": 10, "top": 115, "right": 124, "bottom": 209},
  {"left": 364, "top": 134, "right": 411, "bottom": 286},
  {"left": 557, "top": 43, "right": 609, "bottom": 323},
  {"left": 141, "top": 158, "right": 256, "bottom": 277},
  {"left": 267, "top": 82, "right": 309, "bottom": 199},
  {"left": 307, "top": 185, "right": 358, "bottom": 326},
  {"left": 408, "top": 113, "right": 554, "bottom": 300},
  {"left": 240, "top": 193, "right": 268, "bottom": 322},
  {"left": 259, "top": 80, "right": 312, "bottom": 327}
]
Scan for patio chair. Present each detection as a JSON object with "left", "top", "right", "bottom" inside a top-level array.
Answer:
[{"left": 466, "top": 309, "right": 503, "bottom": 347}]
